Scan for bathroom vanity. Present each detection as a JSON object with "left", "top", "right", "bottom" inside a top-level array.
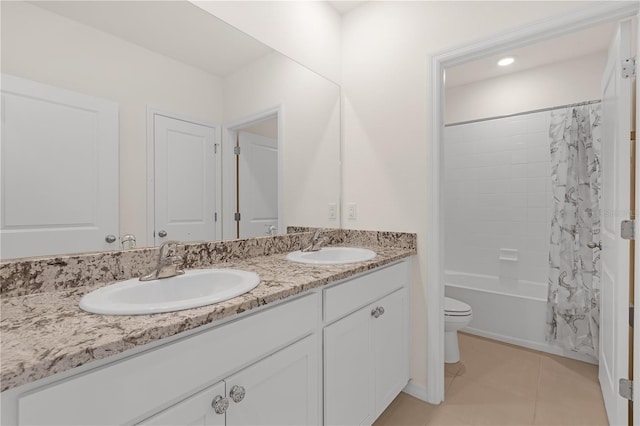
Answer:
[{"left": 0, "top": 230, "right": 415, "bottom": 425}]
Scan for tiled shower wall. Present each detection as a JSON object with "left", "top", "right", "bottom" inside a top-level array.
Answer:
[{"left": 444, "top": 110, "right": 551, "bottom": 284}]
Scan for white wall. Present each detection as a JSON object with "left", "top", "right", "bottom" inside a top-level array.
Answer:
[
  {"left": 446, "top": 52, "right": 607, "bottom": 124},
  {"left": 1, "top": 1, "right": 223, "bottom": 244},
  {"left": 223, "top": 52, "right": 341, "bottom": 234},
  {"left": 444, "top": 111, "right": 552, "bottom": 285},
  {"left": 340, "top": 0, "right": 595, "bottom": 396},
  {"left": 192, "top": 1, "right": 342, "bottom": 84}
]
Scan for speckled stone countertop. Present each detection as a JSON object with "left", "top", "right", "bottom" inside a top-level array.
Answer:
[{"left": 0, "top": 229, "right": 416, "bottom": 392}]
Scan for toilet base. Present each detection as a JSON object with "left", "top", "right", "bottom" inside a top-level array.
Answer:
[{"left": 444, "top": 330, "right": 460, "bottom": 363}]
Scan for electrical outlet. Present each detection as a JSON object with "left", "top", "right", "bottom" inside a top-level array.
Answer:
[
  {"left": 347, "top": 203, "right": 357, "bottom": 220},
  {"left": 328, "top": 203, "right": 337, "bottom": 220}
]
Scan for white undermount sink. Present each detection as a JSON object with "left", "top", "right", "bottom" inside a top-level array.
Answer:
[
  {"left": 286, "top": 247, "right": 376, "bottom": 265},
  {"left": 80, "top": 269, "right": 260, "bottom": 315}
]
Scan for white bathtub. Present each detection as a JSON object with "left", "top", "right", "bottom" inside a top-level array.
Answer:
[{"left": 444, "top": 271, "right": 597, "bottom": 364}]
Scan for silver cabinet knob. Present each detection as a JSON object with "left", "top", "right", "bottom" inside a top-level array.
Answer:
[
  {"left": 371, "top": 306, "right": 385, "bottom": 318},
  {"left": 587, "top": 241, "right": 602, "bottom": 250},
  {"left": 212, "top": 395, "right": 229, "bottom": 414},
  {"left": 229, "top": 385, "right": 246, "bottom": 403},
  {"left": 105, "top": 235, "right": 117, "bottom": 244},
  {"left": 157, "top": 230, "right": 167, "bottom": 238}
]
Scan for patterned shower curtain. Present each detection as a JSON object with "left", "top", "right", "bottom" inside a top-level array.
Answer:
[{"left": 546, "top": 103, "right": 601, "bottom": 359}]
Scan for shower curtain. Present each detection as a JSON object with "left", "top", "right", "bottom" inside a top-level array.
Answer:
[{"left": 546, "top": 103, "right": 601, "bottom": 358}]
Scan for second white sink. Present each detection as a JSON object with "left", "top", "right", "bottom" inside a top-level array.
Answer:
[
  {"left": 80, "top": 269, "right": 260, "bottom": 315},
  {"left": 287, "top": 247, "right": 376, "bottom": 265}
]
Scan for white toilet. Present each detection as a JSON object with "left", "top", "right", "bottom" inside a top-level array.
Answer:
[{"left": 444, "top": 297, "right": 473, "bottom": 363}]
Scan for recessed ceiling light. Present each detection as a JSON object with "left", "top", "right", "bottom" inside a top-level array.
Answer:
[{"left": 498, "top": 57, "right": 515, "bottom": 67}]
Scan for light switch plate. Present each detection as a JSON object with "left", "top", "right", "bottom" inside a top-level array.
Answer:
[
  {"left": 328, "top": 203, "right": 337, "bottom": 220},
  {"left": 347, "top": 203, "right": 357, "bottom": 220}
]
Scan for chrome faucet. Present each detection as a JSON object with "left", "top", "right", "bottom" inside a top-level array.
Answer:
[
  {"left": 301, "top": 230, "right": 327, "bottom": 252},
  {"left": 139, "top": 240, "right": 185, "bottom": 281}
]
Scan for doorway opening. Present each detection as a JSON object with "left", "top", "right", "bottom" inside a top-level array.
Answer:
[
  {"left": 222, "top": 108, "right": 282, "bottom": 240},
  {"left": 427, "top": 5, "right": 638, "bottom": 425}
]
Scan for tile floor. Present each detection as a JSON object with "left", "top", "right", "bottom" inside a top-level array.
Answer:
[{"left": 374, "top": 332, "right": 609, "bottom": 426}]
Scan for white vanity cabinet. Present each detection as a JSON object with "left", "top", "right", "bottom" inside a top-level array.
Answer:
[
  {"left": 140, "top": 334, "right": 318, "bottom": 426},
  {"left": 323, "top": 261, "right": 410, "bottom": 426},
  {"left": 224, "top": 334, "right": 318, "bottom": 425},
  {"left": 3, "top": 258, "right": 411, "bottom": 426},
  {"left": 140, "top": 382, "right": 227, "bottom": 426},
  {"left": 13, "top": 293, "right": 320, "bottom": 426}
]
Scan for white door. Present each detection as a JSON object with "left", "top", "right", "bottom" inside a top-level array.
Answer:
[
  {"left": 324, "top": 306, "right": 373, "bottom": 426},
  {"left": 372, "top": 290, "right": 408, "bottom": 419},
  {"left": 139, "top": 381, "right": 226, "bottom": 426},
  {"left": 224, "top": 335, "right": 319, "bottom": 425},
  {"left": 237, "top": 131, "right": 278, "bottom": 239},
  {"left": 1, "top": 74, "right": 118, "bottom": 259},
  {"left": 153, "top": 115, "right": 217, "bottom": 245},
  {"left": 599, "top": 19, "right": 633, "bottom": 426},
  {"left": 633, "top": 13, "right": 640, "bottom": 425}
]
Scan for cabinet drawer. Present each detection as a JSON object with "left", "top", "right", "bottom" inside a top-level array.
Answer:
[
  {"left": 323, "top": 260, "right": 409, "bottom": 323},
  {"left": 18, "top": 293, "right": 319, "bottom": 426}
]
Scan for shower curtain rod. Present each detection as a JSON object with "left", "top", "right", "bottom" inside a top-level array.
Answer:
[{"left": 445, "top": 99, "right": 601, "bottom": 127}]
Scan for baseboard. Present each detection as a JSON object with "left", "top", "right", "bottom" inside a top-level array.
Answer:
[
  {"left": 461, "top": 327, "right": 598, "bottom": 365},
  {"left": 402, "top": 379, "right": 430, "bottom": 402}
]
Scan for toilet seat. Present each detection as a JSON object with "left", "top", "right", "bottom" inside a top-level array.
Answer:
[{"left": 444, "top": 297, "right": 472, "bottom": 316}]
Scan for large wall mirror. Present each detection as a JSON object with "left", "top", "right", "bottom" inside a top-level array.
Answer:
[{"left": 1, "top": 1, "right": 341, "bottom": 260}]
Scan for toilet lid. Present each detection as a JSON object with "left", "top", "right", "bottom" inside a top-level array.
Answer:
[{"left": 445, "top": 297, "right": 472, "bottom": 315}]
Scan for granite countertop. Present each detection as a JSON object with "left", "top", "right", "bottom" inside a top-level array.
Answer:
[{"left": 0, "top": 243, "right": 415, "bottom": 392}]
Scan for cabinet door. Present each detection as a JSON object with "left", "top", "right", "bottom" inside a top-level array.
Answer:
[
  {"left": 138, "top": 381, "right": 226, "bottom": 426},
  {"left": 225, "top": 335, "right": 319, "bottom": 425},
  {"left": 372, "top": 289, "right": 408, "bottom": 417},
  {"left": 324, "top": 307, "right": 373, "bottom": 426}
]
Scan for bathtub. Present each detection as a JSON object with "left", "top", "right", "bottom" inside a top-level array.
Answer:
[{"left": 444, "top": 271, "right": 597, "bottom": 364}]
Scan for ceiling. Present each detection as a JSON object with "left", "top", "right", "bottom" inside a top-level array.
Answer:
[
  {"left": 446, "top": 21, "right": 617, "bottom": 88},
  {"left": 31, "top": 1, "right": 273, "bottom": 78}
]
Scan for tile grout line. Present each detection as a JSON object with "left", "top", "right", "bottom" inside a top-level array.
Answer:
[{"left": 531, "top": 353, "right": 544, "bottom": 425}]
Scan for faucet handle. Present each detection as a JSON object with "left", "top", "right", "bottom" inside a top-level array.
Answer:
[
  {"left": 159, "top": 240, "right": 182, "bottom": 256},
  {"left": 302, "top": 230, "right": 327, "bottom": 252}
]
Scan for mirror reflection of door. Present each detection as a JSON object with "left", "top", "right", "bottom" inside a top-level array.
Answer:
[
  {"left": 235, "top": 117, "right": 278, "bottom": 239},
  {"left": 153, "top": 114, "right": 218, "bottom": 245},
  {"left": 1, "top": 75, "right": 119, "bottom": 258}
]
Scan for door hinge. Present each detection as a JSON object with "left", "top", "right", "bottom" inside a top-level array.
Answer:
[
  {"left": 619, "top": 378, "right": 633, "bottom": 401},
  {"left": 214, "top": 212, "right": 218, "bottom": 222},
  {"left": 622, "top": 57, "right": 636, "bottom": 79},
  {"left": 234, "top": 212, "right": 241, "bottom": 221},
  {"left": 620, "top": 220, "right": 635, "bottom": 240},
  {"left": 234, "top": 146, "right": 241, "bottom": 155},
  {"left": 214, "top": 143, "right": 218, "bottom": 154},
  {"left": 630, "top": 304, "right": 635, "bottom": 328}
]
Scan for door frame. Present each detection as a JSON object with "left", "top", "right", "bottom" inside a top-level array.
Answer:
[
  {"left": 634, "top": 16, "right": 640, "bottom": 423},
  {"left": 221, "top": 106, "right": 283, "bottom": 240},
  {"left": 145, "top": 107, "right": 221, "bottom": 247},
  {"left": 425, "top": 2, "right": 640, "bottom": 405}
]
